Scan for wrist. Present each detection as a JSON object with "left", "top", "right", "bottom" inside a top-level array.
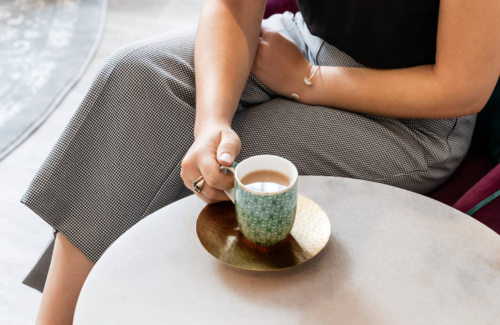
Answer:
[
  {"left": 289, "top": 62, "right": 319, "bottom": 105},
  {"left": 301, "top": 63, "right": 319, "bottom": 103},
  {"left": 194, "top": 116, "right": 232, "bottom": 138},
  {"left": 306, "top": 63, "right": 317, "bottom": 80}
]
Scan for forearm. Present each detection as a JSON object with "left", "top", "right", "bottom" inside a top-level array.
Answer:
[
  {"left": 299, "top": 64, "right": 489, "bottom": 119},
  {"left": 299, "top": 0, "right": 500, "bottom": 120},
  {"left": 194, "top": 0, "right": 265, "bottom": 136}
]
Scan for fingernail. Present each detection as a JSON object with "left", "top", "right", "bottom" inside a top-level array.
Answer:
[{"left": 220, "top": 153, "right": 232, "bottom": 163}]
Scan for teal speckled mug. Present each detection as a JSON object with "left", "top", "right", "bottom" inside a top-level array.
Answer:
[{"left": 221, "top": 155, "right": 299, "bottom": 247}]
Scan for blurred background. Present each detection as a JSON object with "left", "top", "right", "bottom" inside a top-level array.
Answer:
[{"left": 0, "top": 0, "right": 205, "bottom": 323}]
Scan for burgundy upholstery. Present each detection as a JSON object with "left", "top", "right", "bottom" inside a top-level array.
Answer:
[
  {"left": 263, "top": 0, "right": 299, "bottom": 19},
  {"left": 427, "top": 148, "right": 495, "bottom": 206},
  {"left": 453, "top": 164, "right": 500, "bottom": 234}
]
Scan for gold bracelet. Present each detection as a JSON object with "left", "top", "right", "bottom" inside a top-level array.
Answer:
[
  {"left": 291, "top": 66, "right": 320, "bottom": 101},
  {"left": 304, "top": 66, "right": 320, "bottom": 85}
]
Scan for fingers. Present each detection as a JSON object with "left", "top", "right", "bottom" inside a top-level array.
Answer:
[
  {"left": 259, "top": 27, "right": 272, "bottom": 45},
  {"left": 193, "top": 179, "right": 231, "bottom": 204},
  {"left": 198, "top": 150, "right": 234, "bottom": 191},
  {"left": 197, "top": 183, "right": 231, "bottom": 204},
  {"left": 217, "top": 129, "right": 241, "bottom": 167},
  {"left": 180, "top": 127, "right": 240, "bottom": 203},
  {"left": 260, "top": 25, "right": 270, "bottom": 37},
  {"left": 259, "top": 26, "right": 280, "bottom": 41},
  {"left": 181, "top": 145, "right": 234, "bottom": 201},
  {"left": 180, "top": 163, "right": 230, "bottom": 204},
  {"left": 259, "top": 26, "right": 294, "bottom": 45}
]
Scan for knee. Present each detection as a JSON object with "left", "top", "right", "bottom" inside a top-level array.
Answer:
[
  {"left": 100, "top": 43, "right": 159, "bottom": 84},
  {"left": 100, "top": 38, "right": 195, "bottom": 98}
]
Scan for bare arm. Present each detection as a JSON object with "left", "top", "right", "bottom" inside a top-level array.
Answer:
[
  {"left": 253, "top": 0, "right": 500, "bottom": 119},
  {"left": 181, "top": 0, "right": 266, "bottom": 204},
  {"left": 194, "top": 0, "right": 266, "bottom": 134}
]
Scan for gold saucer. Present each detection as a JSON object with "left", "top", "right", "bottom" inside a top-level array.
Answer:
[{"left": 196, "top": 194, "right": 331, "bottom": 271}]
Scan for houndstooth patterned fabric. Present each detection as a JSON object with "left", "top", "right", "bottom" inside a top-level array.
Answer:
[{"left": 21, "top": 12, "right": 475, "bottom": 292}]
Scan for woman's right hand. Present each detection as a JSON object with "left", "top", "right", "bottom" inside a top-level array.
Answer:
[{"left": 180, "top": 121, "right": 241, "bottom": 204}]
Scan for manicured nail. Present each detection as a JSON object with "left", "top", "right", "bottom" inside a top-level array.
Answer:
[{"left": 220, "top": 153, "right": 232, "bottom": 163}]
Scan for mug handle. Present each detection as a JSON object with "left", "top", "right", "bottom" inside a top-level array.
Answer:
[
  {"left": 220, "top": 162, "right": 238, "bottom": 204},
  {"left": 224, "top": 188, "right": 235, "bottom": 204}
]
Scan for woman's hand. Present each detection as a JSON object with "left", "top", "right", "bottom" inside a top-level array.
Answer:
[
  {"left": 251, "top": 27, "right": 313, "bottom": 99},
  {"left": 181, "top": 120, "right": 240, "bottom": 204}
]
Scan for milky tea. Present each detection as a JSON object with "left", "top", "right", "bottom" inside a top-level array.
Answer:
[{"left": 240, "top": 170, "right": 293, "bottom": 193}]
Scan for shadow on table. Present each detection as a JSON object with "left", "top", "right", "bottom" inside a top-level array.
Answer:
[{"left": 216, "top": 235, "right": 390, "bottom": 324}]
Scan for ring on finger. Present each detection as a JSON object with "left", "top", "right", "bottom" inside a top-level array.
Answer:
[{"left": 192, "top": 176, "right": 205, "bottom": 194}]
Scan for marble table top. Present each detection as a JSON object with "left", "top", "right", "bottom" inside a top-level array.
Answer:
[{"left": 74, "top": 176, "right": 500, "bottom": 325}]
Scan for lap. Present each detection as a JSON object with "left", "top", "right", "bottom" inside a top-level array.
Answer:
[
  {"left": 57, "top": 22, "right": 470, "bottom": 195},
  {"left": 233, "top": 98, "right": 473, "bottom": 194}
]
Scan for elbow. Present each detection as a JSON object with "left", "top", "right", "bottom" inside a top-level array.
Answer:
[
  {"left": 438, "top": 86, "right": 492, "bottom": 118},
  {"left": 435, "top": 70, "right": 500, "bottom": 118},
  {"left": 462, "top": 89, "right": 492, "bottom": 115},
  {"left": 458, "top": 95, "right": 488, "bottom": 116},
  {"left": 468, "top": 98, "right": 488, "bottom": 115},
  {"left": 432, "top": 65, "right": 498, "bottom": 118}
]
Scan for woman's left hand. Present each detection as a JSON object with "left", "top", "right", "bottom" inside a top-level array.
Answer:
[{"left": 251, "top": 27, "right": 313, "bottom": 99}]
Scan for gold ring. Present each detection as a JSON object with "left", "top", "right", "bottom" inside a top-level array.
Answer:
[{"left": 192, "top": 176, "right": 205, "bottom": 194}]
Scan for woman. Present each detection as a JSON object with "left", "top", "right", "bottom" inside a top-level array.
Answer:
[{"left": 23, "top": 0, "right": 499, "bottom": 323}]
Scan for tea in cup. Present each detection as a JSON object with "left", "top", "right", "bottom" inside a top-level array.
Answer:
[{"left": 221, "top": 155, "right": 298, "bottom": 247}]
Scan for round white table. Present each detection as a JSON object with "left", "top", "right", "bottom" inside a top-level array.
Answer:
[{"left": 74, "top": 176, "right": 500, "bottom": 325}]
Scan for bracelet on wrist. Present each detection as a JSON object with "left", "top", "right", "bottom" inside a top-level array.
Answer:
[{"left": 291, "top": 65, "right": 320, "bottom": 101}]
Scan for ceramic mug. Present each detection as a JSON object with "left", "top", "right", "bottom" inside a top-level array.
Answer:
[{"left": 220, "top": 155, "right": 299, "bottom": 246}]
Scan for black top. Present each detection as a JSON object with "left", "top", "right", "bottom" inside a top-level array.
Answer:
[{"left": 296, "top": 0, "right": 440, "bottom": 69}]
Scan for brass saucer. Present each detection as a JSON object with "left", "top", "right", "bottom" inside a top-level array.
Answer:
[{"left": 196, "top": 194, "right": 331, "bottom": 271}]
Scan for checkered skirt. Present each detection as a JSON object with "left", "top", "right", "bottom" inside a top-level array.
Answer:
[{"left": 21, "top": 12, "right": 475, "bottom": 292}]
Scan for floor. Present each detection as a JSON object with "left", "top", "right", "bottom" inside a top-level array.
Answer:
[{"left": 0, "top": 0, "right": 204, "bottom": 323}]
